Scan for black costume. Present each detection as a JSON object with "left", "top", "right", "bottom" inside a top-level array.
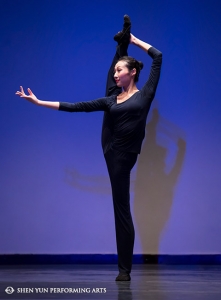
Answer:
[{"left": 59, "top": 44, "right": 162, "bottom": 274}]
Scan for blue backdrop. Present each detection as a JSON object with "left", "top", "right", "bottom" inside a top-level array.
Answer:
[{"left": 0, "top": 0, "right": 221, "bottom": 254}]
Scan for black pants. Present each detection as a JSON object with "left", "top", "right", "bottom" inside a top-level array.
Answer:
[
  {"left": 105, "top": 148, "right": 138, "bottom": 274},
  {"left": 104, "top": 43, "right": 138, "bottom": 274}
]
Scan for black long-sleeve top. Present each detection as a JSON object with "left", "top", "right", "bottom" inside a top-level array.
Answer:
[{"left": 59, "top": 47, "right": 162, "bottom": 154}]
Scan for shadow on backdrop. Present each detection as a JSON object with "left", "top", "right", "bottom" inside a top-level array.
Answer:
[
  {"left": 134, "top": 108, "right": 186, "bottom": 254},
  {"left": 65, "top": 167, "right": 111, "bottom": 195},
  {"left": 64, "top": 107, "right": 186, "bottom": 255},
  {"left": 64, "top": 166, "right": 138, "bottom": 195}
]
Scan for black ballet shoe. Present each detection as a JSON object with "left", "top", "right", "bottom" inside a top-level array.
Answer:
[
  {"left": 114, "top": 14, "right": 131, "bottom": 44},
  {"left": 115, "top": 273, "right": 131, "bottom": 281}
]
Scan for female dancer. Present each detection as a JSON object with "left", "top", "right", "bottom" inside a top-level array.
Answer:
[{"left": 16, "top": 15, "right": 162, "bottom": 281}]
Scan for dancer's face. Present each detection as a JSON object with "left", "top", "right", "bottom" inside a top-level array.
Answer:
[{"left": 114, "top": 61, "right": 135, "bottom": 87}]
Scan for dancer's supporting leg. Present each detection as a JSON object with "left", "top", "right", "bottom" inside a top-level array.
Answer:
[{"left": 105, "top": 148, "right": 137, "bottom": 280}]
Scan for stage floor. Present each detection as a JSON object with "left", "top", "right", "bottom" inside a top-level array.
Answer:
[{"left": 0, "top": 264, "right": 221, "bottom": 299}]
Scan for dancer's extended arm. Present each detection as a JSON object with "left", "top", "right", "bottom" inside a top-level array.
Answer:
[{"left": 15, "top": 86, "right": 109, "bottom": 112}]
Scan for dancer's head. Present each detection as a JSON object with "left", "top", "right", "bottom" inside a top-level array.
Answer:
[{"left": 114, "top": 56, "right": 143, "bottom": 87}]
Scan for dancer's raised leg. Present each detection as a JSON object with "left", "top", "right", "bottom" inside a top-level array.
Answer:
[
  {"left": 105, "top": 15, "right": 131, "bottom": 97},
  {"left": 102, "top": 15, "right": 132, "bottom": 153}
]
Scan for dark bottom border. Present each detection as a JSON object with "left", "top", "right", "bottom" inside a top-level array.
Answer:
[{"left": 0, "top": 254, "right": 221, "bottom": 265}]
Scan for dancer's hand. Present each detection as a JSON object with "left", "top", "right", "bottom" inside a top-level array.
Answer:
[
  {"left": 130, "top": 33, "right": 137, "bottom": 44},
  {"left": 15, "top": 86, "right": 39, "bottom": 105},
  {"left": 130, "top": 34, "right": 152, "bottom": 52}
]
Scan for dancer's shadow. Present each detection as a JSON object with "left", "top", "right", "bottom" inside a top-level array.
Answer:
[
  {"left": 64, "top": 107, "right": 186, "bottom": 256},
  {"left": 64, "top": 168, "right": 111, "bottom": 195},
  {"left": 134, "top": 108, "right": 186, "bottom": 254}
]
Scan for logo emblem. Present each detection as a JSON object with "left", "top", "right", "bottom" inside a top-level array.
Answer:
[{"left": 5, "top": 287, "right": 15, "bottom": 294}]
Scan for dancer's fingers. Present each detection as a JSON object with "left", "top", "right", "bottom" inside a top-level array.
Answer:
[
  {"left": 27, "top": 88, "right": 33, "bottom": 95},
  {"left": 20, "top": 86, "right": 24, "bottom": 94},
  {"left": 15, "top": 90, "right": 27, "bottom": 97}
]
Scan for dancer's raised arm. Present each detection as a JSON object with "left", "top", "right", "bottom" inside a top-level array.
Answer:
[
  {"left": 15, "top": 86, "right": 59, "bottom": 110},
  {"left": 131, "top": 34, "right": 162, "bottom": 98}
]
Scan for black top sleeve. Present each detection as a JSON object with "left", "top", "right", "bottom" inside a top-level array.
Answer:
[
  {"left": 59, "top": 97, "right": 110, "bottom": 113},
  {"left": 141, "top": 46, "right": 162, "bottom": 99}
]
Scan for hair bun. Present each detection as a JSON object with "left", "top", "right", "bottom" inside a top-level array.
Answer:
[{"left": 138, "top": 60, "right": 144, "bottom": 70}]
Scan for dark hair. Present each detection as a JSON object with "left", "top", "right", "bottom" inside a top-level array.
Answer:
[{"left": 117, "top": 56, "right": 144, "bottom": 82}]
